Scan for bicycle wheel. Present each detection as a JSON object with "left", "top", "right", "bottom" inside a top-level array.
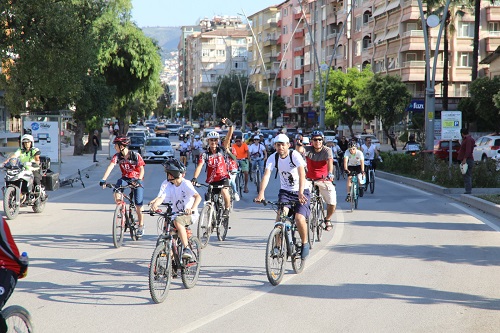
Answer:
[
  {"left": 197, "top": 205, "right": 212, "bottom": 248},
  {"left": 255, "top": 169, "right": 261, "bottom": 192},
  {"left": 316, "top": 203, "right": 325, "bottom": 242},
  {"left": 181, "top": 236, "right": 202, "bottom": 289},
  {"left": 217, "top": 215, "right": 229, "bottom": 241},
  {"left": 149, "top": 242, "right": 172, "bottom": 304},
  {"left": 2, "top": 305, "right": 34, "bottom": 333},
  {"left": 335, "top": 163, "right": 341, "bottom": 180},
  {"left": 370, "top": 170, "right": 375, "bottom": 193},
  {"left": 265, "top": 227, "right": 286, "bottom": 286},
  {"left": 291, "top": 240, "right": 305, "bottom": 274},
  {"left": 307, "top": 204, "right": 316, "bottom": 248},
  {"left": 112, "top": 205, "right": 125, "bottom": 248},
  {"left": 354, "top": 183, "right": 359, "bottom": 209},
  {"left": 350, "top": 183, "right": 356, "bottom": 212},
  {"left": 128, "top": 208, "right": 138, "bottom": 241}
]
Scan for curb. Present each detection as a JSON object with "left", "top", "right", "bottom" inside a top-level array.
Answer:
[{"left": 377, "top": 170, "right": 500, "bottom": 219}]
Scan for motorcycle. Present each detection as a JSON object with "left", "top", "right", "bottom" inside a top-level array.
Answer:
[
  {"left": 2, "top": 157, "right": 48, "bottom": 220},
  {"left": 405, "top": 143, "right": 421, "bottom": 157}
]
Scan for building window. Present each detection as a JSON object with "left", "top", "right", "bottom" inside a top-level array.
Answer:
[
  {"left": 355, "top": 40, "right": 361, "bottom": 56},
  {"left": 294, "top": 56, "right": 304, "bottom": 69},
  {"left": 355, "top": 16, "right": 362, "bottom": 32},
  {"left": 294, "top": 75, "right": 303, "bottom": 88},
  {"left": 406, "top": 53, "right": 417, "bottom": 62},
  {"left": 455, "top": 83, "right": 469, "bottom": 97},
  {"left": 489, "top": 22, "right": 500, "bottom": 32},
  {"left": 458, "top": 52, "right": 472, "bottom": 67},
  {"left": 458, "top": 22, "right": 473, "bottom": 37},
  {"left": 217, "top": 49, "right": 225, "bottom": 57},
  {"left": 283, "top": 25, "right": 288, "bottom": 35},
  {"left": 202, "top": 49, "right": 210, "bottom": 57}
]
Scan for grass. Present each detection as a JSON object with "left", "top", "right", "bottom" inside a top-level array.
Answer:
[{"left": 476, "top": 194, "right": 500, "bottom": 205}]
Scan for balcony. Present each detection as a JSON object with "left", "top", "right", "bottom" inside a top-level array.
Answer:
[
  {"left": 400, "top": 30, "right": 425, "bottom": 51},
  {"left": 264, "top": 70, "right": 277, "bottom": 79},
  {"left": 452, "top": 67, "right": 472, "bottom": 82},
  {"left": 264, "top": 18, "right": 278, "bottom": 30},
  {"left": 294, "top": 47, "right": 304, "bottom": 56},
  {"left": 277, "top": 52, "right": 282, "bottom": 61},
  {"left": 293, "top": 87, "right": 304, "bottom": 94},
  {"left": 485, "top": 35, "right": 500, "bottom": 52},
  {"left": 487, "top": 6, "right": 500, "bottom": 21},
  {"left": 295, "top": 29, "right": 304, "bottom": 38},
  {"left": 277, "top": 35, "right": 283, "bottom": 45},
  {"left": 294, "top": 11, "right": 303, "bottom": 20},
  {"left": 263, "top": 36, "right": 278, "bottom": 47}
]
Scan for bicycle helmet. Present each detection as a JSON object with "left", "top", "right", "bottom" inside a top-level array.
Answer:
[
  {"left": 113, "top": 135, "right": 130, "bottom": 146},
  {"left": 207, "top": 131, "right": 220, "bottom": 139},
  {"left": 162, "top": 158, "right": 186, "bottom": 179},
  {"left": 21, "top": 134, "right": 34, "bottom": 145},
  {"left": 310, "top": 130, "right": 324, "bottom": 139},
  {"left": 348, "top": 141, "right": 357, "bottom": 149},
  {"left": 333, "top": 139, "right": 338, "bottom": 143}
]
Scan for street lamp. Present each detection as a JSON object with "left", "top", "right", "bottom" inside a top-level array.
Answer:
[
  {"left": 188, "top": 96, "right": 193, "bottom": 125},
  {"left": 417, "top": 0, "right": 451, "bottom": 151},
  {"left": 212, "top": 93, "right": 217, "bottom": 122}
]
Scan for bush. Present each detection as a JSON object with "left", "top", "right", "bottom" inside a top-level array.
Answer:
[{"left": 378, "top": 152, "right": 500, "bottom": 188}]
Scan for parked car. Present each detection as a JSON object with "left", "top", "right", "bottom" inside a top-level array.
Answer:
[
  {"left": 433, "top": 140, "right": 460, "bottom": 161},
  {"left": 154, "top": 125, "right": 170, "bottom": 137},
  {"left": 165, "top": 124, "right": 182, "bottom": 136},
  {"left": 473, "top": 135, "right": 500, "bottom": 162},
  {"left": 128, "top": 136, "right": 146, "bottom": 155},
  {"left": 324, "top": 130, "right": 337, "bottom": 143},
  {"left": 143, "top": 137, "right": 175, "bottom": 163}
]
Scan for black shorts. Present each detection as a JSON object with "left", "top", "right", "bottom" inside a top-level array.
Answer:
[
  {"left": 180, "top": 151, "right": 188, "bottom": 157},
  {"left": 347, "top": 165, "right": 362, "bottom": 174},
  {"left": 209, "top": 179, "right": 230, "bottom": 194}
]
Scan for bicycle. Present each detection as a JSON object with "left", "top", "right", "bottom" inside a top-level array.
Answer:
[
  {"left": 104, "top": 181, "right": 141, "bottom": 248},
  {"left": 59, "top": 169, "right": 88, "bottom": 188},
  {"left": 257, "top": 200, "right": 305, "bottom": 286},
  {"left": 308, "top": 179, "right": 326, "bottom": 247},
  {"left": 250, "top": 158, "right": 262, "bottom": 192},
  {"left": 196, "top": 183, "right": 231, "bottom": 248},
  {"left": 235, "top": 160, "right": 246, "bottom": 198},
  {"left": 347, "top": 170, "right": 360, "bottom": 212},
  {"left": 364, "top": 159, "right": 375, "bottom": 194},
  {"left": 146, "top": 204, "right": 201, "bottom": 304},
  {"left": 2, "top": 305, "right": 34, "bottom": 332}
]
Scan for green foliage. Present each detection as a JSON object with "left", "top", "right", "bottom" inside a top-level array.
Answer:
[
  {"left": 470, "top": 76, "right": 500, "bottom": 132},
  {"left": 379, "top": 152, "right": 500, "bottom": 188}
]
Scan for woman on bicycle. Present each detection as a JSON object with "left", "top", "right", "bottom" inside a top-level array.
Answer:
[
  {"left": 149, "top": 158, "right": 201, "bottom": 260},
  {"left": 100, "top": 136, "right": 146, "bottom": 236},
  {"left": 0, "top": 217, "right": 27, "bottom": 333},
  {"left": 192, "top": 135, "right": 203, "bottom": 163},
  {"left": 178, "top": 136, "right": 191, "bottom": 167},
  {"left": 343, "top": 141, "right": 365, "bottom": 202}
]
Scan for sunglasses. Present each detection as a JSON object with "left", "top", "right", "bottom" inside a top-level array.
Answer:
[
  {"left": 209, "top": 139, "right": 218, "bottom": 142},
  {"left": 312, "top": 138, "right": 323, "bottom": 142},
  {"left": 235, "top": 140, "right": 241, "bottom": 142},
  {"left": 296, "top": 139, "right": 303, "bottom": 143}
]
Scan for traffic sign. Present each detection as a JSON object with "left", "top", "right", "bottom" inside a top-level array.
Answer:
[{"left": 441, "top": 111, "right": 462, "bottom": 140}]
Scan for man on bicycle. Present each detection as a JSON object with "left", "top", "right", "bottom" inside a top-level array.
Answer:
[
  {"left": 304, "top": 131, "right": 336, "bottom": 231},
  {"left": 192, "top": 135, "right": 203, "bottom": 164},
  {"left": 178, "top": 136, "right": 191, "bottom": 167},
  {"left": 149, "top": 158, "right": 201, "bottom": 260},
  {"left": 192, "top": 118, "right": 234, "bottom": 218},
  {"left": 0, "top": 217, "right": 28, "bottom": 333},
  {"left": 100, "top": 135, "right": 146, "bottom": 236},
  {"left": 343, "top": 141, "right": 365, "bottom": 202},
  {"left": 360, "top": 136, "right": 380, "bottom": 185},
  {"left": 255, "top": 134, "right": 310, "bottom": 260},
  {"left": 232, "top": 135, "right": 249, "bottom": 193},
  {"left": 221, "top": 136, "right": 240, "bottom": 202},
  {"left": 248, "top": 135, "right": 267, "bottom": 181}
]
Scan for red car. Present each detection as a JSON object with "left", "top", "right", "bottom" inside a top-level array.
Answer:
[{"left": 433, "top": 140, "right": 461, "bottom": 161}]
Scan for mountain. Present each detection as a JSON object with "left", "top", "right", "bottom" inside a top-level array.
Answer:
[{"left": 141, "top": 26, "right": 181, "bottom": 61}]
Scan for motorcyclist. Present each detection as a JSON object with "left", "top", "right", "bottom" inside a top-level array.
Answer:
[
  {"left": 10, "top": 134, "right": 42, "bottom": 190},
  {"left": 402, "top": 134, "right": 420, "bottom": 154}
]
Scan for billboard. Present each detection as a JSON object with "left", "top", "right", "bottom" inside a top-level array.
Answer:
[{"left": 23, "top": 117, "right": 61, "bottom": 163}]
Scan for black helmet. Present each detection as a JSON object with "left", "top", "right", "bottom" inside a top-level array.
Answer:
[
  {"left": 311, "top": 130, "right": 324, "bottom": 139},
  {"left": 348, "top": 141, "right": 357, "bottom": 149},
  {"left": 162, "top": 158, "right": 186, "bottom": 179}
]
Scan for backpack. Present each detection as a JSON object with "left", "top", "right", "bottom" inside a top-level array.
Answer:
[{"left": 274, "top": 150, "right": 296, "bottom": 179}]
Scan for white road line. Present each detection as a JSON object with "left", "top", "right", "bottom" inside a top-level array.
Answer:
[
  {"left": 449, "top": 202, "right": 500, "bottom": 232},
  {"left": 172, "top": 209, "right": 346, "bottom": 333},
  {"left": 378, "top": 178, "right": 432, "bottom": 196}
]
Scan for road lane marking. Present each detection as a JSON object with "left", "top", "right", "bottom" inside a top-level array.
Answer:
[
  {"left": 449, "top": 203, "right": 500, "bottom": 232},
  {"left": 172, "top": 208, "right": 346, "bottom": 333},
  {"left": 378, "top": 178, "right": 432, "bottom": 196}
]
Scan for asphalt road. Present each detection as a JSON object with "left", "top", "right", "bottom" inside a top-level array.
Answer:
[{"left": 5, "top": 137, "right": 500, "bottom": 333}]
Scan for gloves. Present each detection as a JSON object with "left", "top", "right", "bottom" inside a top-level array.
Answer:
[
  {"left": 191, "top": 177, "right": 197, "bottom": 184},
  {"left": 99, "top": 179, "right": 106, "bottom": 186},
  {"left": 225, "top": 119, "right": 233, "bottom": 127},
  {"left": 327, "top": 173, "right": 334, "bottom": 180}
]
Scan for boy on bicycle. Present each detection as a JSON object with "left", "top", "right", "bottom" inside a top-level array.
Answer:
[
  {"left": 100, "top": 135, "right": 146, "bottom": 236},
  {"left": 255, "top": 134, "right": 311, "bottom": 260},
  {"left": 149, "top": 158, "right": 201, "bottom": 260},
  {"left": 248, "top": 135, "right": 267, "bottom": 181},
  {"left": 343, "top": 141, "right": 365, "bottom": 202}
]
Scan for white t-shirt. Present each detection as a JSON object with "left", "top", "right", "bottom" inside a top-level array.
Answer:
[
  {"left": 192, "top": 140, "right": 203, "bottom": 150},
  {"left": 157, "top": 178, "right": 199, "bottom": 219},
  {"left": 179, "top": 141, "right": 191, "bottom": 152},
  {"left": 344, "top": 149, "right": 364, "bottom": 166},
  {"left": 361, "top": 144, "right": 377, "bottom": 160},
  {"left": 331, "top": 145, "right": 342, "bottom": 158},
  {"left": 265, "top": 150, "right": 306, "bottom": 192},
  {"left": 248, "top": 143, "right": 266, "bottom": 160}
]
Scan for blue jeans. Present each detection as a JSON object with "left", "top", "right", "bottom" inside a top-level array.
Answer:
[
  {"left": 116, "top": 178, "right": 144, "bottom": 206},
  {"left": 251, "top": 158, "right": 264, "bottom": 175}
]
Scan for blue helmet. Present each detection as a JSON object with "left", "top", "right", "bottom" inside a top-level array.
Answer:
[{"left": 311, "top": 130, "right": 324, "bottom": 139}]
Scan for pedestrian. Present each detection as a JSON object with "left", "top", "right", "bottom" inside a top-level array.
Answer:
[
  {"left": 92, "top": 130, "right": 99, "bottom": 163},
  {"left": 113, "top": 122, "right": 119, "bottom": 135},
  {"left": 457, "top": 128, "right": 475, "bottom": 194}
]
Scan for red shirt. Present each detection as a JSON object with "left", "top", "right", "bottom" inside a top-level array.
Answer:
[
  {"left": 0, "top": 218, "right": 22, "bottom": 276},
  {"left": 227, "top": 147, "right": 238, "bottom": 172},
  {"left": 305, "top": 146, "right": 333, "bottom": 180},
  {"left": 111, "top": 151, "right": 145, "bottom": 179},
  {"left": 457, "top": 135, "right": 475, "bottom": 161},
  {"left": 199, "top": 147, "right": 229, "bottom": 183}
]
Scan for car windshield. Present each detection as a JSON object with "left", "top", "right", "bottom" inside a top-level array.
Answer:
[
  {"left": 146, "top": 138, "right": 171, "bottom": 146},
  {"left": 155, "top": 126, "right": 167, "bottom": 130},
  {"left": 166, "top": 124, "right": 181, "bottom": 129},
  {"left": 130, "top": 137, "right": 144, "bottom": 144}
]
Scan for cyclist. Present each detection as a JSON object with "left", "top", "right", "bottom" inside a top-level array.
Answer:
[
  {"left": 149, "top": 158, "right": 201, "bottom": 260},
  {"left": 255, "top": 134, "right": 310, "bottom": 260},
  {"left": 192, "top": 118, "right": 234, "bottom": 218},
  {"left": 361, "top": 136, "right": 380, "bottom": 186},
  {"left": 264, "top": 134, "right": 274, "bottom": 154},
  {"left": 192, "top": 135, "right": 203, "bottom": 163},
  {"left": 343, "top": 141, "right": 365, "bottom": 202},
  {"left": 178, "top": 136, "right": 191, "bottom": 167},
  {"left": 100, "top": 135, "right": 146, "bottom": 237},
  {"left": 0, "top": 217, "right": 28, "bottom": 333},
  {"left": 221, "top": 136, "right": 240, "bottom": 202},
  {"left": 293, "top": 134, "right": 306, "bottom": 162},
  {"left": 248, "top": 135, "right": 267, "bottom": 182},
  {"left": 305, "top": 131, "right": 336, "bottom": 231},
  {"left": 232, "top": 135, "right": 250, "bottom": 193},
  {"left": 6, "top": 134, "right": 42, "bottom": 191}
]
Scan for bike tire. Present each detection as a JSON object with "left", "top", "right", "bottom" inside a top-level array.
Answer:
[
  {"left": 2, "top": 305, "right": 34, "bottom": 333},
  {"left": 291, "top": 242, "right": 305, "bottom": 274},
  {"left": 307, "top": 205, "right": 316, "bottom": 248},
  {"left": 336, "top": 165, "right": 341, "bottom": 180},
  {"left": 128, "top": 209, "right": 138, "bottom": 241},
  {"left": 197, "top": 205, "right": 212, "bottom": 248},
  {"left": 354, "top": 184, "right": 359, "bottom": 209},
  {"left": 255, "top": 170, "right": 261, "bottom": 192},
  {"left": 350, "top": 184, "right": 355, "bottom": 212},
  {"left": 181, "top": 236, "right": 202, "bottom": 289},
  {"left": 370, "top": 171, "right": 375, "bottom": 194},
  {"left": 265, "top": 227, "right": 286, "bottom": 286},
  {"left": 3, "top": 187, "right": 20, "bottom": 220},
  {"left": 217, "top": 215, "right": 229, "bottom": 241},
  {"left": 112, "top": 205, "right": 125, "bottom": 248},
  {"left": 316, "top": 203, "right": 325, "bottom": 242},
  {"left": 149, "top": 242, "right": 172, "bottom": 304}
]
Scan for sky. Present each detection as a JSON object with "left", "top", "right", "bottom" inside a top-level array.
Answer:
[{"left": 130, "top": 0, "right": 279, "bottom": 27}]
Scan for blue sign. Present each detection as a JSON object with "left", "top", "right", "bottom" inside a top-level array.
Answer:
[
  {"left": 31, "top": 122, "right": 40, "bottom": 131},
  {"left": 407, "top": 99, "right": 425, "bottom": 112},
  {"left": 307, "top": 112, "right": 316, "bottom": 119}
]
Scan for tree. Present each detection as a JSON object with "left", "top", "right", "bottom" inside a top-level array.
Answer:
[
  {"left": 355, "top": 74, "right": 412, "bottom": 150},
  {"left": 470, "top": 77, "right": 500, "bottom": 132}
]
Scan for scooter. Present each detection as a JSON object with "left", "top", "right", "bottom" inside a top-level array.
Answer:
[
  {"left": 405, "top": 143, "right": 421, "bottom": 156},
  {"left": 2, "top": 158, "right": 48, "bottom": 220}
]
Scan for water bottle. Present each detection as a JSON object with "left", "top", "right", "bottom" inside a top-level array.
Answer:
[{"left": 19, "top": 252, "right": 28, "bottom": 278}]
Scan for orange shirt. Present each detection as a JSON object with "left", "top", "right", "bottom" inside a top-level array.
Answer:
[{"left": 232, "top": 143, "right": 249, "bottom": 160}]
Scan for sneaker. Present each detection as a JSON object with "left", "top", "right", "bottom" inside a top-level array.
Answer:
[
  {"left": 345, "top": 194, "right": 351, "bottom": 202},
  {"left": 182, "top": 248, "right": 194, "bottom": 260},
  {"left": 222, "top": 208, "right": 230, "bottom": 218},
  {"left": 137, "top": 226, "right": 144, "bottom": 237},
  {"left": 301, "top": 243, "right": 310, "bottom": 259},
  {"left": 234, "top": 192, "right": 240, "bottom": 202}
]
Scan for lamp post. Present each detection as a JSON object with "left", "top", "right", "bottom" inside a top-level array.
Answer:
[
  {"left": 188, "top": 96, "right": 193, "bottom": 125},
  {"left": 417, "top": 0, "right": 451, "bottom": 151},
  {"left": 212, "top": 93, "right": 217, "bottom": 122}
]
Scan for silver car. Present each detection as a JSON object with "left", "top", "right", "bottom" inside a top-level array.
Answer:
[{"left": 143, "top": 138, "right": 174, "bottom": 163}]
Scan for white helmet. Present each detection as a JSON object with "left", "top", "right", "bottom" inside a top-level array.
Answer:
[
  {"left": 21, "top": 134, "right": 34, "bottom": 145},
  {"left": 207, "top": 131, "right": 220, "bottom": 139}
]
